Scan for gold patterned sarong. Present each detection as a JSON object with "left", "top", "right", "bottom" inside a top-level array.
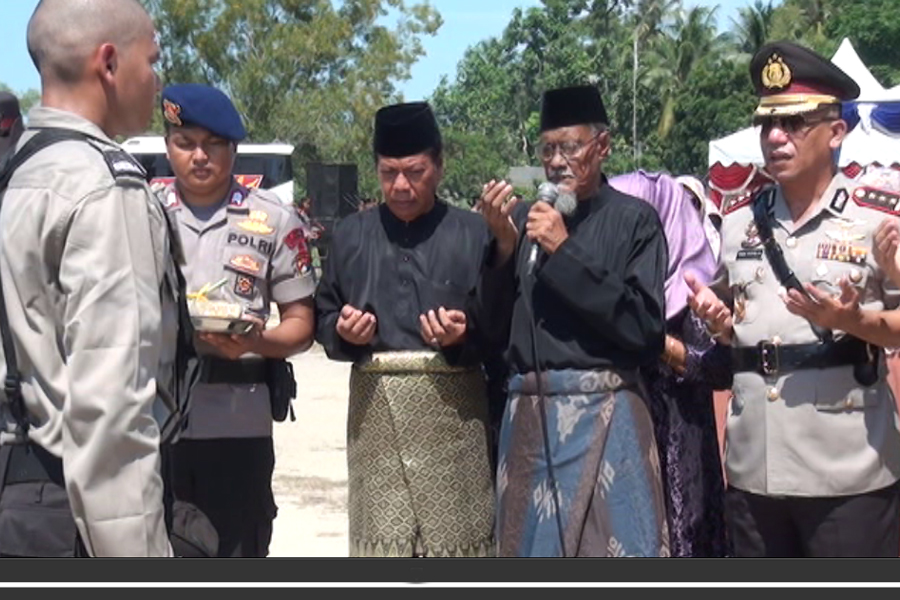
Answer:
[{"left": 347, "top": 351, "right": 495, "bottom": 557}]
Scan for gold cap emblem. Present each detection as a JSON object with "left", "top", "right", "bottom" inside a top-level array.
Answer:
[
  {"left": 163, "top": 99, "right": 183, "bottom": 126},
  {"left": 761, "top": 53, "right": 792, "bottom": 90}
]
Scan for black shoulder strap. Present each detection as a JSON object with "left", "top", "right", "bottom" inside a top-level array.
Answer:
[
  {"left": 0, "top": 128, "right": 96, "bottom": 436},
  {"left": 751, "top": 189, "right": 805, "bottom": 293},
  {"left": 751, "top": 188, "right": 833, "bottom": 343}
]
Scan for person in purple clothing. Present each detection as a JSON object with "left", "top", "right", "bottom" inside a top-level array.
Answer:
[{"left": 610, "top": 169, "right": 732, "bottom": 557}]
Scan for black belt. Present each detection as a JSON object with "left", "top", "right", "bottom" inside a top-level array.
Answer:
[
  {"left": 732, "top": 338, "right": 873, "bottom": 377},
  {"left": 0, "top": 443, "right": 64, "bottom": 486},
  {"left": 197, "top": 357, "right": 267, "bottom": 385}
]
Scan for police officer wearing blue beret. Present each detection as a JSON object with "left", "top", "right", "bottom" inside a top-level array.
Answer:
[{"left": 158, "top": 83, "right": 316, "bottom": 557}]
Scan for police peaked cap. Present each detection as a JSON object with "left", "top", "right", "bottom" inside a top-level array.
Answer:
[
  {"left": 373, "top": 101, "right": 442, "bottom": 158},
  {"left": 539, "top": 84, "right": 609, "bottom": 132},
  {"left": 750, "top": 41, "right": 860, "bottom": 117},
  {"left": 161, "top": 83, "right": 247, "bottom": 142}
]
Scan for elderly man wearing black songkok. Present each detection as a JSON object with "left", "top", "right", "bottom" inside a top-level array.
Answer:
[
  {"left": 480, "top": 84, "right": 671, "bottom": 557},
  {"left": 315, "top": 101, "right": 510, "bottom": 557}
]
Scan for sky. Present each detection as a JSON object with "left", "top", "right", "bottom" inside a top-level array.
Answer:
[{"left": 0, "top": 0, "right": 747, "bottom": 100}]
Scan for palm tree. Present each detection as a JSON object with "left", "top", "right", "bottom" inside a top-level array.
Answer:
[
  {"left": 630, "top": 0, "right": 680, "bottom": 160},
  {"left": 729, "top": 0, "right": 775, "bottom": 56},
  {"left": 642, "top": 5, "right": 722, "bottom": 139}
]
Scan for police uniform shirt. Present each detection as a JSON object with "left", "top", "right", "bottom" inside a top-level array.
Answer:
[
  {"left": 161, "top": 182, "right": 315, "bottom": 440},
  {"left": 716, "top": 173, "right": 900, "bottom": 497},
  {"left": 314, "top": 200, "right": 505, "bottom": 366},
  {"left": 0, "top": 106, "right": 177, "bottom": 557},
  {"left": 505, "top": 182, "right": 668, "bottom": 373}
]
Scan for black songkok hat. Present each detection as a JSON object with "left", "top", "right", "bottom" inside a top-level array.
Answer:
[
  {"left": 373, "top": 102, "right": 442, "bottom": 158},
  {"left": 750, "top": 41, "right": 860, "bottom": 117},
  {"left": 539, "top": 84, "right": 609, "bottom": 133}
]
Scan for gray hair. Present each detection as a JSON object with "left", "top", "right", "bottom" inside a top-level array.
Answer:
[
  {"left": 588, "top": 123, "right": 609, "bottom": 136},
  {"left": 27, "top": 0, "right": 153, "bottom": 84}
]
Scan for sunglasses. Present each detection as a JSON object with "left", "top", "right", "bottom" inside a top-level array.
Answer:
[{"left": 752, "top": 112, "right": 837, "bottom": 134}]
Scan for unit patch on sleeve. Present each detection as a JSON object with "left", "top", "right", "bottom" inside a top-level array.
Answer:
[
  {"left": 234, "top": 274, "right": 256, "bottom": 300},
  {"left": 284, "top": 228, "right": 305, "bottom": 251}
]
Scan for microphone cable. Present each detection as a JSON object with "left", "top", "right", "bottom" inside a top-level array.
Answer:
[{"left": 522, "top": 242, "right": 568, "bottom": 558}]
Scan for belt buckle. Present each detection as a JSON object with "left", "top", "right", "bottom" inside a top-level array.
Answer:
[{"left": 758, "top": 340, "right": 780, "bottom": 376}]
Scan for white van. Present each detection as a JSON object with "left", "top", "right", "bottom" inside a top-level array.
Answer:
[{"left": 121, "top": 135, "right": 296, "bottom": 205}]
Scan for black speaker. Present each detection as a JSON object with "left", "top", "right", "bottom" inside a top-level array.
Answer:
[{"left": 305, "top": 163, "right": 359, "bottom": 219}]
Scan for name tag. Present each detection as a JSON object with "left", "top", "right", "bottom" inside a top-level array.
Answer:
[{"left": 736, "top": 249, "right": 764, "bottom": 261}]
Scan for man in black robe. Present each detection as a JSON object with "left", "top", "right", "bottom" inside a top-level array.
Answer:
[
  {"left": 314, "top": 101, "right": 508, "bottom": 557},
  {"left": 480, "top": 84, "right": 671, "bottom": 557}
]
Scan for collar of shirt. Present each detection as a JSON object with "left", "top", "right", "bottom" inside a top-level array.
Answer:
[
  {"left": 165, "top": 178, "right": 245, "bottom": 233},
  {"left": 567, "top": 179, "right": 610, "bottom": 228},
  {"left": 773, "top": 171, "right": 849, "bottom": 233},
  {"left": 25, "top": 106, "right": 116, "bottom": 147},
  {"left": 380, "top": 198, "right": 448, "bottom": 246}
]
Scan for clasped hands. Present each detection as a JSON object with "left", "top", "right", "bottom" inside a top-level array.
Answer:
[{"left": 336, "top": 304, "right": 467, "bottom": 348}]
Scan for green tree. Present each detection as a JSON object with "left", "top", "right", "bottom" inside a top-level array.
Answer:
[
  {"left": 642, "top": 5, "right": 722, "bottom": 139},
  {"left": 822, "top": 0, "right": 900, "bottom": 87}
]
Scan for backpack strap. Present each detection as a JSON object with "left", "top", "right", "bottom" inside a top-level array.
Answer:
[{"left": 0, "top": 129, "right": 95, "bottom": 439}]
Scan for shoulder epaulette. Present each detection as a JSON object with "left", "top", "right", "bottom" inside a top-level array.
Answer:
[
  {"left": 852, "top": 186, "right": 900, "bottom": 215},
  {"left": 721, "top": 195, "right": 750, "bottom": 216},
  {"left": 93, "top": 143, "right": 147, "bottom": 184}
]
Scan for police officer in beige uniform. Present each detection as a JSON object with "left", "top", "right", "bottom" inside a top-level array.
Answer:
[
  {"left": 0, "top": 0, "right": 178, "bottom": 557},
  {"left": 158, "top": 84, "right": 316, "bottom": 558},
  {"left": 688, "top": 41, "right": 900, "bottom": 557}
]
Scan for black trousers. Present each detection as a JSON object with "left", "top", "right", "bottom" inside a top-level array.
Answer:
[
  {"left": 0, "top": 444, "right": 88, "bottom": 558},
  {"left": 171, "top": 437, "right": 277, "bottom": 558},
  {"left": 726, "top": 482, "right": 900, "bottom": 557}
]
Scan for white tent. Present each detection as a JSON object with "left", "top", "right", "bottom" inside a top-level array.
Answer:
[{"left": 707, "top": 38, "right": 900, "bottom": 191}]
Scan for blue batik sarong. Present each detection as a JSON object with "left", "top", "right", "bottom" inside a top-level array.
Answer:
[{"left": 496, "top": 369, "right": 670, "bottom": 557}]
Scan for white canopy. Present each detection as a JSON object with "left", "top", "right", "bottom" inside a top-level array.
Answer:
[{"left": 708, "top": 38, "right": 900, "bottom": 171}]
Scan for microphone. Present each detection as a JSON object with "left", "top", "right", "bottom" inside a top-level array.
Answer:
[{"left": 527, "top": 182, "right": 576, "bottom": 274}]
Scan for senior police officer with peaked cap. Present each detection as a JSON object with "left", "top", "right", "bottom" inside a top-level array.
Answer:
[
  {"left": 157, "top": 83, "right": 316, "bottom": 557},
  {"left": 688, "top": 41, "right": 900, "bottom": 557}
]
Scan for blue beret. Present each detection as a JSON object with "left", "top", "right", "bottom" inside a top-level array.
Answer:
[{"left": 161, "top": 83, "right": 247, "bottom": 142}]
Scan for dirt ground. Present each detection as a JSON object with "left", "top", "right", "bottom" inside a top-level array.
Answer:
[{"left": 268, "top": 344, "right": 351, "bottom": 557}]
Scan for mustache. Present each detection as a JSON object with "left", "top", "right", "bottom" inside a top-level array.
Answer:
[{"left": 548, "top": 169, "right": 574, "bottom": 179}]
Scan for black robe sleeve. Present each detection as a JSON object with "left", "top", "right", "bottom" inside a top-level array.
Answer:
[{"left": 313, "top": 219, "right": 371, "bottom": 363}]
